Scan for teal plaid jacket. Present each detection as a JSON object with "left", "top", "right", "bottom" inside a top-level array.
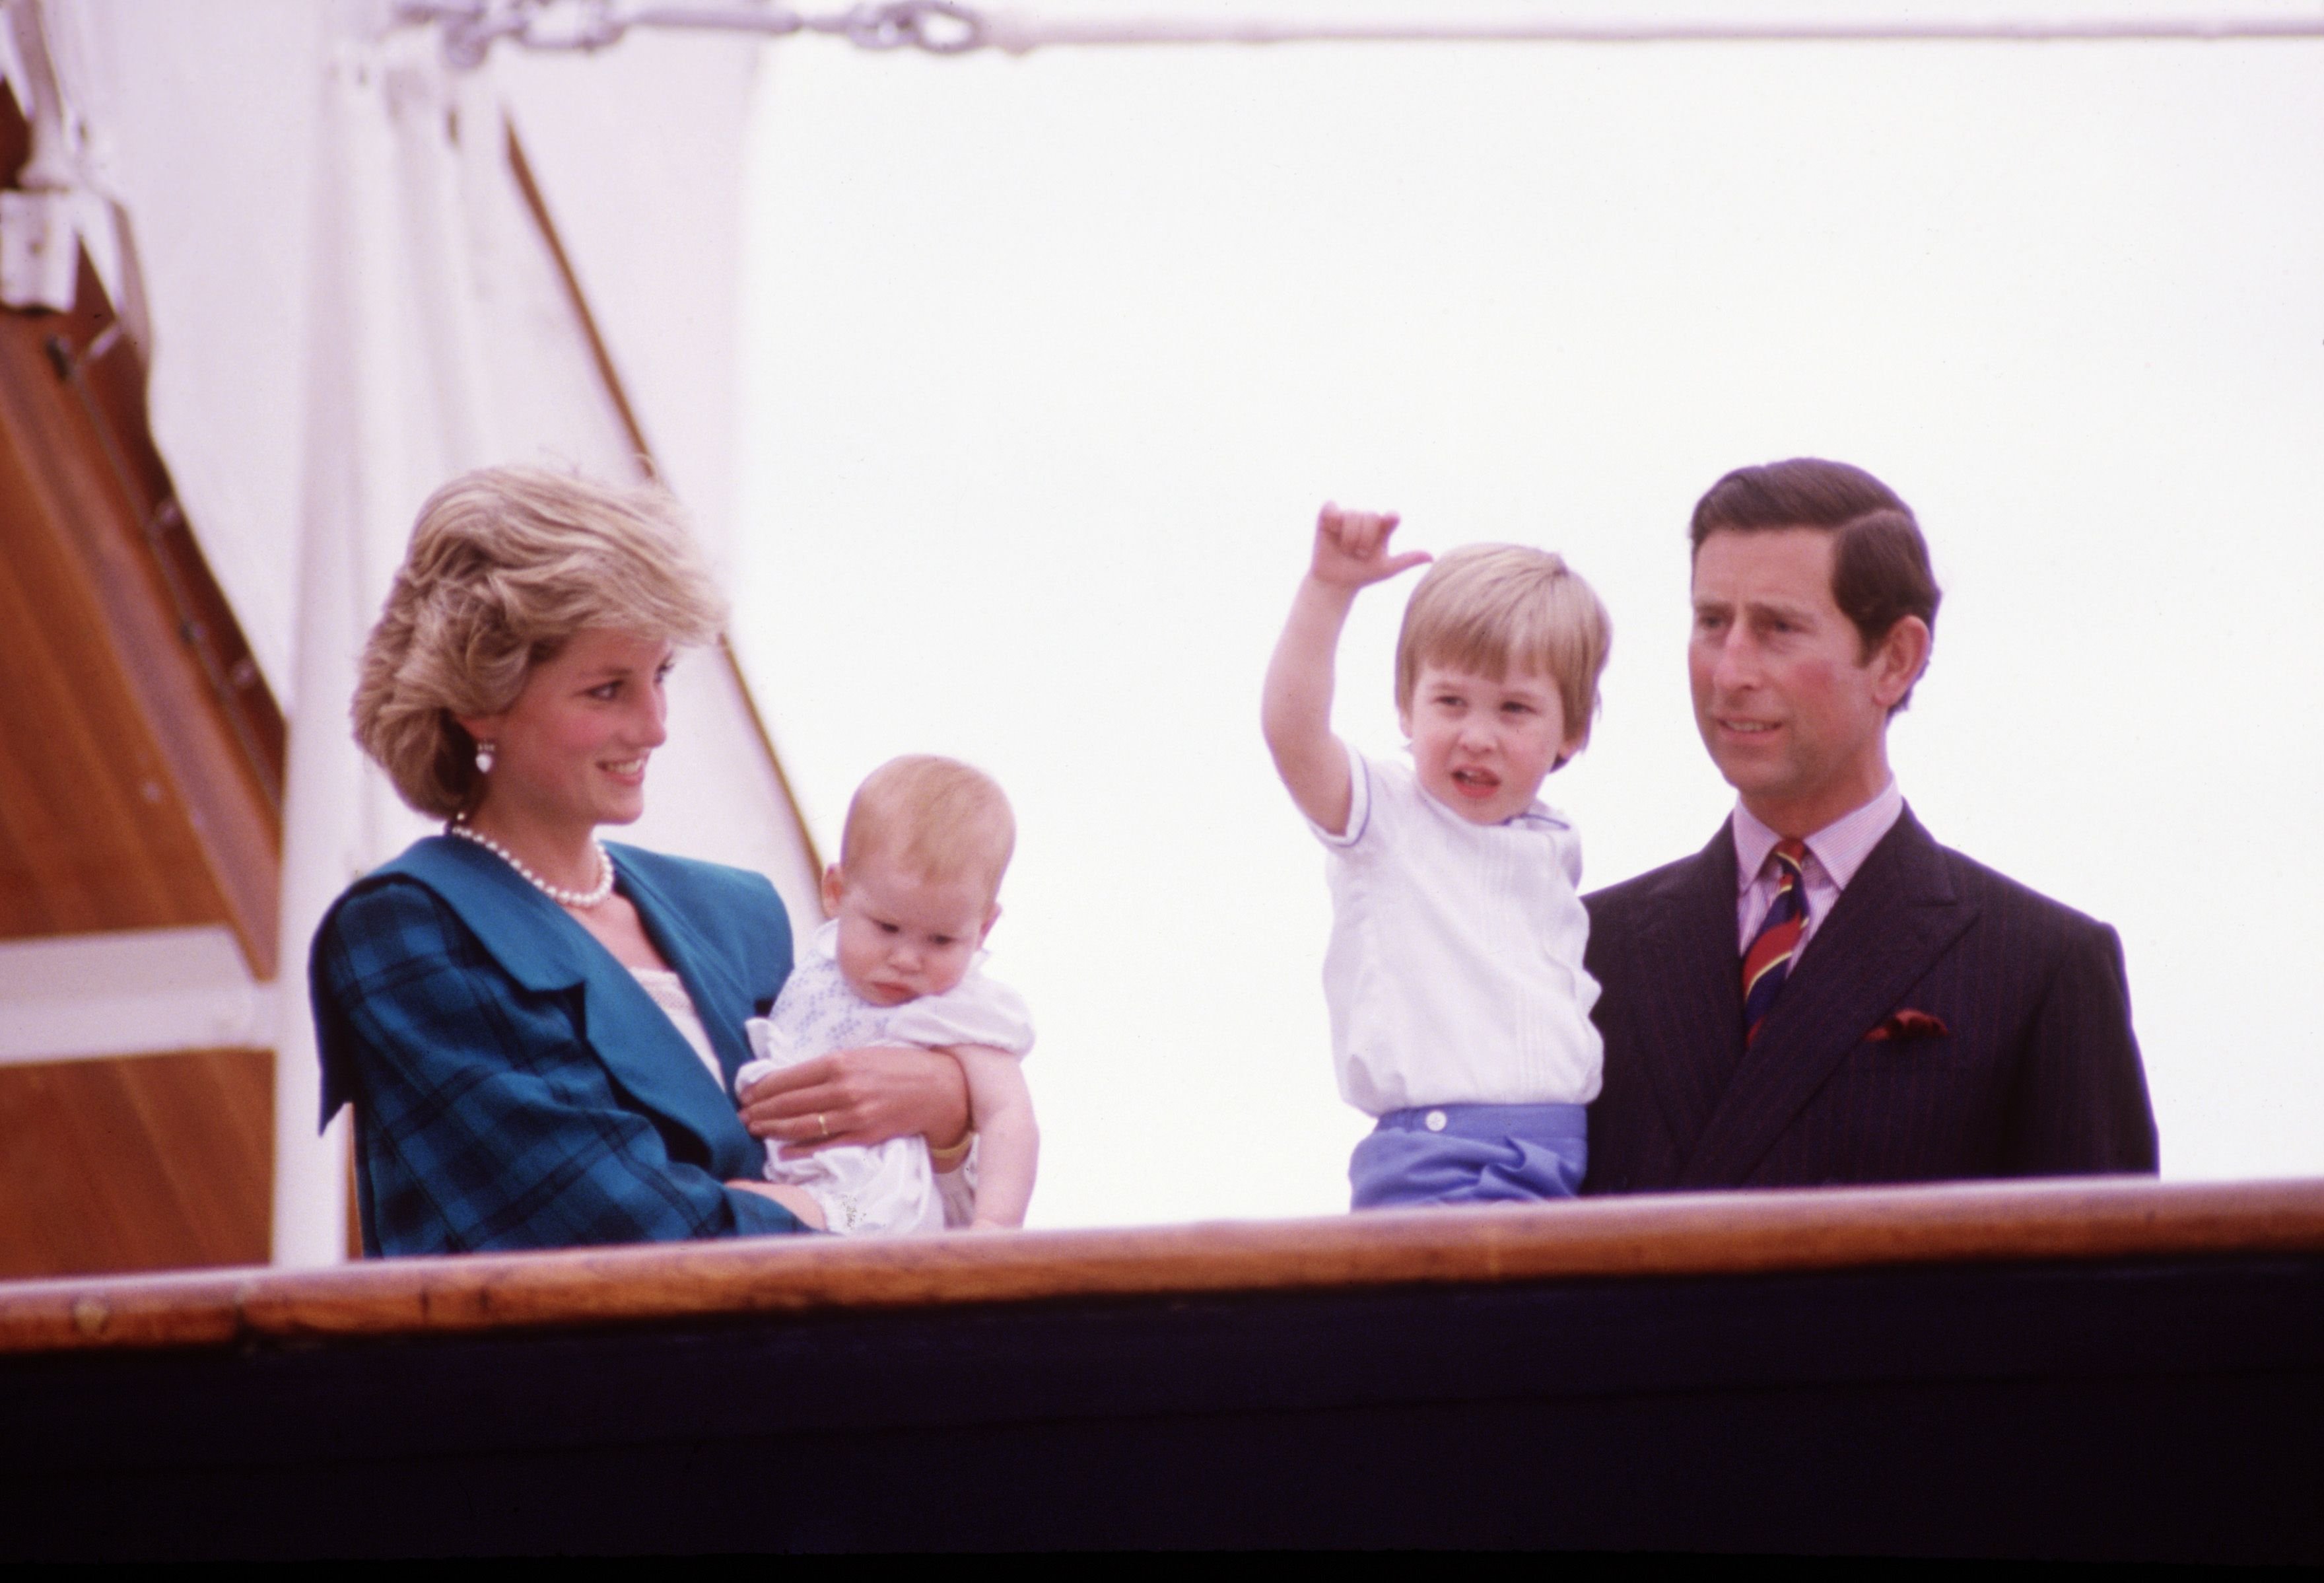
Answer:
[{"left": 312, "top": 837, "right": 803, "bottom": 1255}]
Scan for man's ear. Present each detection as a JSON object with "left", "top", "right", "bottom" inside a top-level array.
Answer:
[
  {"left": 819, "top": 863, "right": 845, "bottom": 920},
  {"left": 1870, "top": 616, "right": 1933, "bottom": 709},
  {"left": 978, "top": 902, "right": 1002, "bottom": 945}
]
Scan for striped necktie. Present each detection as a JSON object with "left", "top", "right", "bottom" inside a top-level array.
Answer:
[{"left": 1742, "top": 838, "right": 1811, "bottom": 1045}]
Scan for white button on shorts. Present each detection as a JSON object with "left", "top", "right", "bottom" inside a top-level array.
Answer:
[{"left": 1425, "top": 1109, "right": 1448, "bottom": 1132}]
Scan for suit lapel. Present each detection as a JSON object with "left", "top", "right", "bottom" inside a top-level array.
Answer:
[
  {"left": 390, "top": 837, "right": 743, "bottom": 1155},
  {"left": 1623, "top": 824, "right": 1748, "bottom": 1167},
  {"left": 1677, "top": 808, "right": 1975, "bottom": 1187}
]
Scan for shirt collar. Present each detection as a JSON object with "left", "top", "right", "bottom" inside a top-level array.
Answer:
[
  {"left": 1732, "top": 779, "right": 1905, "bottom": 894},
  {"left": 1508, "top": 801, "right": 1569, "bottom": 832}
]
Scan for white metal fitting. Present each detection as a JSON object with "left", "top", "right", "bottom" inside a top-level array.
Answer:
[{"left": 0, "top": 188, "right": 77, "bottom": 312}]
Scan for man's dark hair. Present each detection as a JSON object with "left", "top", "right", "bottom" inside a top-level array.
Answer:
[{"left": 1689, "top": 456, "right": 1940, "bottom": 709}]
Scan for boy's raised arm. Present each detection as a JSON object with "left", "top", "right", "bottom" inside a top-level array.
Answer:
[{"left": 1262, "top": 503, "right": 1430, "bottom": 837}]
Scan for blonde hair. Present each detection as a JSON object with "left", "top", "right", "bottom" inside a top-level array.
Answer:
[
  {"left": 840, "top": 756, "right": 1017, "bottom": 899},
  {"left": 353, "top": 465, "right": 726, "bottom": 818},
  {"left": 1394, "top": 544, "right": 1612, "bottom": 748}
]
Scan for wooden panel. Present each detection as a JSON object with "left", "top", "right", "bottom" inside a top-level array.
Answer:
[
  {"left": 3, "top": 1175, "right": 2320, "bottom": 1354},
  {"left": 0, "top": 1049, "right": 271, "bottom": 1280},
  {"left": 0, "top": 80, "right": 283, "bottom": 972},
  {"left": 0, "top": 413, "right": 238, "bottom": 938}
]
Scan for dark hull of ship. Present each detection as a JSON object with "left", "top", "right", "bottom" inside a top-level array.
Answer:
[{"left": 3, "top": 1178, "right": 2318, "bottom": 1559}]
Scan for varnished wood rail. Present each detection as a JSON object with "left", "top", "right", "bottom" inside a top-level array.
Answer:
[{"left": 4, "top": 1176, "right": 2320, "bottom": 1356}]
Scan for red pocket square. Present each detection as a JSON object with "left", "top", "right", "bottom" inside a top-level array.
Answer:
[{"left": 1866, "top": 1008, "right": 1950, "bottom": 1042}]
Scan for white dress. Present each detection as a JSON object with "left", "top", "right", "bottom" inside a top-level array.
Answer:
[{"left": 736, "top": 921, "right": 1034, "bottom": 1235}]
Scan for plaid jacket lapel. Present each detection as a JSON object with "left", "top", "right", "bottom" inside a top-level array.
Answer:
[
  {"left": 388, "top": 838, "right": 751, "bottom": 1172},
  {"left": 610, "top": 843, "right": 758, "bottom": 1094}
]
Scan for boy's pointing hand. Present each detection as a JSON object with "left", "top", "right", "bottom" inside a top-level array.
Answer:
[{"left": 1312, "top": 501, "right": 1431, "bottom": 590}]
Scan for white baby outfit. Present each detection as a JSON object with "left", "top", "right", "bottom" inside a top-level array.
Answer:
[
  {"left": 1315, "top": 746, "right": 1603, "bottom": 1113},
  {"left": 737, "top": 920, "right": 1033, "bottom": 1235}
]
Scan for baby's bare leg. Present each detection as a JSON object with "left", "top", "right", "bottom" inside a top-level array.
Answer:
[
  {"left": 729, "top": 1176, "right": 828, "bottom": 1230},
  {"left": 765, "top": 1183, "right": 827, "bottom": 1230}
]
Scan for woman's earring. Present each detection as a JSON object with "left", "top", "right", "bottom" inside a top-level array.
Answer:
[{"left": 475, "top": 739, "right": 496, "bottom": 773}]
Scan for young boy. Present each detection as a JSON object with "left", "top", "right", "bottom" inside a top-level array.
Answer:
[
  {"left": 736, "top": 755, "right": 1037, "bottom": 1233},
  {"left": 1262, "top": 503, "right": 1612, "bottom": 1208}
]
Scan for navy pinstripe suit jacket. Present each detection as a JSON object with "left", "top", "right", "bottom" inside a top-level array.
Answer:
[
  {"left": 1581, "top": 808, "right": 2158, "bottom": 1193},
  {"left": 313, "top": 836, "right": 803, "bottom": 1254}
]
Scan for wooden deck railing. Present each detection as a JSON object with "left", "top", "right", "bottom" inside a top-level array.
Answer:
[{"left": 6, "top": 1175, "right": 2321, "bottom": 1355}]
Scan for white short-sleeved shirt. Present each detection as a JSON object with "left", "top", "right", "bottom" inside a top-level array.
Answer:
[{"left": 1314, "top": 747, "right": 1603, "bottom": 1113}]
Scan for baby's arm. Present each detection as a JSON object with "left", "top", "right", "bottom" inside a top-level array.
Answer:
[
  {"left": 1261, "top": 503, "right": 1430, "bottom": 836},
  {"left": 953, "top": 1045, "right": 1037, "bottom": 1230}
]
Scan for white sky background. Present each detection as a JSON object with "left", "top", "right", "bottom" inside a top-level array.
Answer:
[{"left": 731, "top": 6, "right": 2324, "bottom": 1226}]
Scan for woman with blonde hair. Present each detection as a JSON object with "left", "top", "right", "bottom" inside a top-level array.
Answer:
[{"left": 312, "top": 466, "right": 971, "bottom": 1253}]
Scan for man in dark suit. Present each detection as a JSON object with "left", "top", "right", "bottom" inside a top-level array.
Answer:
[{"left": 1583, "top": 458, "right": 2158, "bottom": 1192}]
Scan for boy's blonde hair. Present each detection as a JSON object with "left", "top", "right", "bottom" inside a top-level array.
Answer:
[
  {"left": 1394, "top": 544, "right": 1612, "bottom": 748},
  {"left": 840, "top": 756, "right": 1017, "bottom": 898},
  {"left": 353, "top": 465, "right": 725, "bottom": 818}
]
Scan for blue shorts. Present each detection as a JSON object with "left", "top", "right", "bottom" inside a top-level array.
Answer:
[{"left": 1349, "top": 1102, "right": 1589, "bottom": 1210}]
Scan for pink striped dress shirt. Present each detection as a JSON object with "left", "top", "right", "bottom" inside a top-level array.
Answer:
[{"left": 1733, "top": 781, "right": 1906, "bottom": 958}]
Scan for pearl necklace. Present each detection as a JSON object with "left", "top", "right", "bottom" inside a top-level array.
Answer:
[{"left": 446, "top": 819, "right": 616, "bottom": 909}]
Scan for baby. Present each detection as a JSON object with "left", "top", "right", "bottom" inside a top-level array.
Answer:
[
  {"left": 1262, "top": 503, "right": 1612, "bottom": 1209},
  {"left": 737, "top": 755, "right": 1037, "bottom": 1234}
]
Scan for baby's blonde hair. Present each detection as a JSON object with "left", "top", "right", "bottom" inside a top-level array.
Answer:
[
  {"left": 1394, "top": 544, "right": 1612, "bottom": 750},
  {"left": 840, "top": 756, "right": 1017, "bottom": 899}
]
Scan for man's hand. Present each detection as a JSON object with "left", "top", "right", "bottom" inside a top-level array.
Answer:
[
  {"left": 1309, "top": 502, "right": 1430, "bottom": 591},
  {"left": 737, "top": 1044, "right": 971, "bottom": 1158}
]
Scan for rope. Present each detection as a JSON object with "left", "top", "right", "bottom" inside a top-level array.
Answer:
[
  {"left": 395, "top": 1, "right": 2324, "bottom": 66},
  {"left": 976, "top": 8, "right": 2324, "bottom": 54}
]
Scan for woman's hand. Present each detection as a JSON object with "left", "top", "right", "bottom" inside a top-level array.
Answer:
[{"left": 737, "top": 1045, "right": 971, "bottom": 1158}]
